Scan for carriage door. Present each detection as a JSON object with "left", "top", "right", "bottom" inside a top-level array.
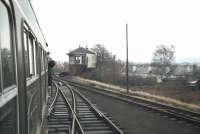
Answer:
[{"left": 0, "top": 1, "right": 17, "bottom": 134}]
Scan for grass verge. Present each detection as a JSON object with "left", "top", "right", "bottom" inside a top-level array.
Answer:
[{"left": 75, "top": 76, "right": 200, "bottom": 113}]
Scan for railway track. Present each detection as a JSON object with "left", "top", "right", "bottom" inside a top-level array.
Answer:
[
  {"left": 48, "top": 82, "right": 73, "bottom": 133},
  {"left": 47, "top": 80, "right": 125, "bottom": 134},
  {"left": 61, "top": 77, "right": 200, "bottom": 128}
]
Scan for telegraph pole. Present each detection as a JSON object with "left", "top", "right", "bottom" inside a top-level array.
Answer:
[
  {"left": 113, "top": 55, "right": 116, "bottom": 84},
  {"left": 126, "top": 23, "right": 129, "bottom": 94}
]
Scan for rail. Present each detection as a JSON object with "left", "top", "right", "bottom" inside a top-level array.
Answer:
[
  {"left": 48, "top": 81, "right": 85, "bottom": 134},
  {"left": 74, "top": 88, "right": 124, "bottom": 134},
  {"left": 58, "top": 83, "right": 85, "bottom": 134},
  {"left": 48, "top": 82, "right": 59, "bottom": 115},
  {"left": 55, "top": 78, "right": 124, "bottom": 134},
  {"left": 64, "top": 78, "right": 200, "bottom": 127}
]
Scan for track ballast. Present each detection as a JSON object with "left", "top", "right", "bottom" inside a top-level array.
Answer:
[
  {"left": 47, "top": 80, "right": 125, "bottom": 134},
  {"left": 62, "top": 78, "right": 200, "bottom": 128}
]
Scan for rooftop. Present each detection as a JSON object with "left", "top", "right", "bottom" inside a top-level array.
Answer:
[{"left": 67, "top": 47, "right": 95, "bottom": 55}]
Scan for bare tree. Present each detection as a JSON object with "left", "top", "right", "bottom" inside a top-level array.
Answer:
[
  {"left": 92, "top": 44, "right": 111, "bottom": 66},
  {"left": 192, "top": 64, "right": 200, "bottom": 79},
  {"left": 91, "top": 44, "right": 115, "bottom": 82},
  {"left": 152, "top": 45, "right": 175, "bottom": 77},
  {"left": 63, "top": 62, "right": 69, "bottom": 72}
]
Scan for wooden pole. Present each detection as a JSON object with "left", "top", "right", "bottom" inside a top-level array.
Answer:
[{"left": 126, "top": 23, "right": 129, "bottom": 94}]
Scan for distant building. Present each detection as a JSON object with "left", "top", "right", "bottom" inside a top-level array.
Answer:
[
  {"left": 128, "top": 64, "right": 153, "bottom": 77},
  {"left": 128, "top": 63, "right": 196, "bottom": 78},
  {"left": 173, "top": 64, "right": 193, "bottom": 76},
  {"left": 67, "top": 46, "right": 97, "bottom": 75}
]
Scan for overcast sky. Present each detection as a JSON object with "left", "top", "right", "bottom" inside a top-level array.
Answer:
[{"left": 31, "top": 0, "right": 200, "bottom": 63}]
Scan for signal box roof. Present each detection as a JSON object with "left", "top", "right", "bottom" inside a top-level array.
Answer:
[{"left": 67, "top": 47, "right": 95, "bottom": 55}]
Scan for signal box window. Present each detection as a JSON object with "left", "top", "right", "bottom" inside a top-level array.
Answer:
[
  {"left": 0, "top": 2, "right": 16, "bottom": 90},
  {"left": 75, "top": 56, "right": 81, "bottom": 64}
]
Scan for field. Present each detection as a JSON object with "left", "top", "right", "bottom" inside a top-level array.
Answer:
[
  {"left": 131, "top": 84, "right": 200, "bottom": 105},
  {"left": 75, "top": 77, "right": 200, "bottom": 113}
]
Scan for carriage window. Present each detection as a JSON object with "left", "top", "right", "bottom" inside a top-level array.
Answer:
[
  {"left": 46, "top": 53, "right": 48, "bottom": 71},
  {"left": 33, "top": 40, "right": 37, "bottom": 74},
  {"left": 43, "top": 51, "right": 46, "bottom": 71},
  {"left": 0, "top": 2, "right": 16, "bottom": 89},
  {"left": 43, "top": 52, "right": 45, "bottom": 71},
  {"left": 0, "top": 69, "right": 1, "bottom": 94},
  {"left": 41, "top": 49, "right": 44, "bottom": 72},
  {"left": 28, "top": 36, "right": 35, "bottom": 76},
  {"left": 46, "top": 56, "right": 48, "bottom": 71},
  {"left": 23, "top": 24, "right": 37, "bottom": 78},
  {"left": 23, "top": 29, "right": 30, "bottom": 78},
  {"left": 36, "top": 44, "right": 40, "bottom": 74}
]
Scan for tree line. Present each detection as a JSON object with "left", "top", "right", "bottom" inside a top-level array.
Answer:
[
  {"left": 84, "top": 44, "right": 125, "bottom": 84},
  {"left": 54, "top": 43, "right": 200, "bottom": 86}
]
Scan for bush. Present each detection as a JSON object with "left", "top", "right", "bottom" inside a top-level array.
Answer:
[{"left": 116, "top": 75, "right": 157, "bottom": 86}]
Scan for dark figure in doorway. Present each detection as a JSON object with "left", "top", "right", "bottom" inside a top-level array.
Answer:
[{"left": 48, "top": 60, "right": 56, "bottom": 86}]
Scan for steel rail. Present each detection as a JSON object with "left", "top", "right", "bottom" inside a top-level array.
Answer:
[
  {"left": 63, "top": 82, "right": 76, "bottom": 112},
  {"left": 73, "top": 88, "right": 124, "bottom": 134},
  {"left": 48, "top": 82, "right": 59, "bottom": 116},
  {"left": 56, "top": 78, "right": 124, "bottom": 134},
  {"left": 57, "top": 81, "right": 85, "bottom": 134},
  {"left": 65, "top": 78, "right": 200, "bottom": 127},
  {"left": 59, "top": 82, "right": 85, "bottom": 133},
  {"left": 59, "top": 82, "right": 77, "bottom": 134}
]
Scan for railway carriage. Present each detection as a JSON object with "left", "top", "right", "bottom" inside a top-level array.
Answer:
[{"left": 0, "top": 0, "right": 48, "bottom": 134}]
